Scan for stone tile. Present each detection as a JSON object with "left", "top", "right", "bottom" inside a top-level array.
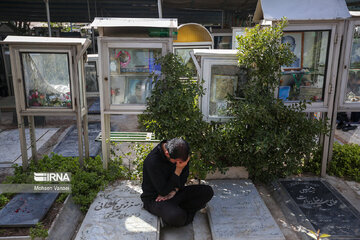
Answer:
[
  {"left": 0, "top": 193, "right": 58, "bottom": 227},
  {"left": 52, "top": 123, "right": 101, "bottom": 158},
  {"left": 160, "top": 224, "right": 193, "bottom": 240},
  {"left": 207, "top": 180, "right": 285, "bottom": 240},
  {"left": 75, "top": 181, "right": 159, "bottom": 240},
  {"left": 193, "top": 211, "right": 212, "bottom": 240},
  {"left": 0, "top": 128, "right": 58, "bottom": 166}
]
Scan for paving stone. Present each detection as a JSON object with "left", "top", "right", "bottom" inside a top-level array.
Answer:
[
  {"left": 0, "top": 193, "right": 58, "bottom": 227},
  {"left": 52, "top": 122, "right": 101, "bottom": 158},
  {"left": 278, "top": 179, "right": 360, "bottom": 238},
  {"left": 75, "top": 180, "right": 159, "bottom": 240},
  {"left": 207, "top": 180, "right": 285, "bottom": 240},
  {"left": 193, "top": 211, "right": 212, "bottom": 240},
  {"left": 160, "top": 223, "right": 194, "bottom": 240},
  {"left": 0, "top": 128, "right": 58, "bottom": 167}
]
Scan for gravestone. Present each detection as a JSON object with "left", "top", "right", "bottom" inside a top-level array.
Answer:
[
  {"left": 88, "top": 98, "right": 100, "bottom": 114},
  {"left": 53, "top": 122, "right": 101, "bottom": 158},
  {"left": 207, "top": 180, "right": 285, "bottom": 240},
  {"left": 75, "top": 180, "right": 159, "bottom": 240},
  {"left": 0, "top": 128, "right": 59, "bottom": 167},
  {"left": 277, "top": 179, "right": 360, "bottom": 238},
  {"left": 0, "top": 193, "right": 58, "bottom": 227}
]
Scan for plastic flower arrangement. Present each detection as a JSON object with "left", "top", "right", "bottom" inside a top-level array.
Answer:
[{"left": 28, "top": 89, "right": 71, "bottom": 108}]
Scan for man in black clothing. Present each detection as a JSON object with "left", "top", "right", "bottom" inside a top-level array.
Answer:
[{"left": 141, "top": 138, "right": 214, "bottom": 227}]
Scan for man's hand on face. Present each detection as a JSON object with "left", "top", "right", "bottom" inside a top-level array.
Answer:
[
  {"left": 155, "top": 190, "right": 177, "bottom": 202},
  {"left": 176, "top": 156, "right": 190, "bottom": 169}
]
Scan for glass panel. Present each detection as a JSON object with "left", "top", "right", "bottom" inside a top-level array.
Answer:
[
  {"left": 209, "top": 65, "right": 246, "bottom": 117},
  {"left": 85, "top": 61, "right": 98, "bottom": 93},
  {"left": 21, "top": 53, "right": 71, "bottom": 108},
  {"left": 345, "top": 26, "right": 360, "bottom": 103},
  {"left": 174, "top": 48, "right": 197, "bottom": 74},
  {"left": 109, "top": 48, "right": 161, "bottom": 105},
  {"left": 280, "top": 31, "right": 330, "bottom": 102},
  {"left": 214, "top": 36, "right": 232, "bottom": 49}
]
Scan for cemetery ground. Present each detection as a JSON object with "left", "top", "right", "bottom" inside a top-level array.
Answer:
[{"left": 1, "top": 104, "right": 360, "bottom": 239}]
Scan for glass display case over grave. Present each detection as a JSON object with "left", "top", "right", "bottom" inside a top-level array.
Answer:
[{"left": 21, "top": 52, "right": 72, "bottom": 109}]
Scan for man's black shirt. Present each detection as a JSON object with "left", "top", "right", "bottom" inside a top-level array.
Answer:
[{"left": 141, "top": 140, "right": 189, "bottom": 202}]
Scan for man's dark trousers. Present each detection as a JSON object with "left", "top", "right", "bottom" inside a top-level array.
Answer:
[{"left": 143, "top": 184, "right": 213, "bottom": 227}]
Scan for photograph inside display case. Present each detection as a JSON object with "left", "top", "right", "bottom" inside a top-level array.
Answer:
[
  {"left": 346, "top": 26, "right": 360, "bottom": 103},
  {"left": 213, "top": 36, "right": 232, "bottom": 49},
  {"left": 279, "top": 30, "right": 329, "bottom": 102},
  {"left": 21, "top": 52, "right": 72, "bottom": 108},
  {"left": 109, "top": 48, "right": 161, "bottom": 105},
  {"left": 209, "top": 65, "right": 247, "bottom": 117}
]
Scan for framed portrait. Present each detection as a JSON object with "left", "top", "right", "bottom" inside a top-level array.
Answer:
[
  {"left": 125, "top": 76, "right": 151, "bottom": 104},
  {"left": 350, "top": 38, "right": 360, "bottom": 69},
  {"left": 232, "top": 27, "right": 247, "bottom": 50},
  {"left": 210, "top": 75, "right": 238, "bottom": 102},
  {"left": 281, "top": 32, "right": 304, "bottom": 70}
]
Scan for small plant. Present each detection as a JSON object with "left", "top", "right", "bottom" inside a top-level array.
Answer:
[
  {"left": 4, "top": 154, "right": 128, "bottom": 213},
  {"left": 130, "top": 143, "right": 154, "bottom": 180},
  {"left": 306, "top": 229, "right": 331, "bottom": 240},
  {"left": 0, "top": 195, "right": 9, "bottom": 210},
  {"left": 29, "top": 222, "right": 48, "bottom": 240}
]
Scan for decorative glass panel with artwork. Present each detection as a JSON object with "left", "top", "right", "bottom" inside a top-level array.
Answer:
[
  {"left": 85, "top": 61, "right": 98, "bottom": 93},
  {"left": 21, "top": 52, "right": 72, "bottom": 108},
  {"left": 280, "top": 31, "right": 330, "bottom": 102},
  {"left": 345, "top": 26, "right": 360, "bottom": 103},
  {"left": 109, "top": 48, "right": 161, "bottom": 105},
  {"left": 209, "top": 65, "right": 247, "bottom": 117}
]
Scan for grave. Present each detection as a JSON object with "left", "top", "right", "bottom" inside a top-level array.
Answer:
[
  {"left": 75, "top": 180, "right": 159, "bottom": 240},
  {"left": 276, "top": 179, "right": 360, "bottom": 239},
  {"left": 0, "top": 128, "right": 59, "bottom": 167},
  {"left": 207, "top": 180, "right": 285, "bottom": 240},
  {"left": 0, "top": 193, "right": 58, "bottom": 227},
  {"left": 52, "top": 122, "right": 101, "bottom": 158},
  {"left": 88, "top": 98, "right": 100, "bottom": 114}
]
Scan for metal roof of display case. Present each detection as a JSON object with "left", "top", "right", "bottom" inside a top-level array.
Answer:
[
  {"left": 193, "top": 49, "right": 237, "bottom": 57},
  {"left": 3, "top": 36, "right": 90, "bottom": 46},
  {"left": 253, "top": 0, "right": 351, "bottom": 22},
  {"left": 90, "top": 17, "right": 178, "bottom": 28}
]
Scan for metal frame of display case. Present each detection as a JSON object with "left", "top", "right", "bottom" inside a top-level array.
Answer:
[
  {"left": 2, "top": 36, "right": 91, "bottom": 169},
  {"left": 192, "top": 49, "right": 238, "bottom": 122},
  {"left": 232, "top": 27, "right": 247, "bottom": 50},
  {"left": 85, "top": 53, "right": 99, "bottom": 97},
  {"left": 91, "top": 18, "right": 177, "bottom": 168}
]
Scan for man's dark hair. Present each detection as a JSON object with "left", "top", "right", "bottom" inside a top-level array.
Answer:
[{"left": 165, "top": 138, "right": 190, "bottom": 161}]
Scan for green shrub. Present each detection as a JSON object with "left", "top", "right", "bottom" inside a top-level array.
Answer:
[
  {"left": 139, "top": 53, "right": 221, "bottom": 179},
  {"left": 0, "top": 194, "right": 9, "bottom": 210},
  {"left": 329, "top": 143, "right": 360, "bottom": 181},
  {"left": 3, "top": 154, "right": 128, "bottom": 213},
  {"left": 29, "top": 222, "right": 48, "bottom": 240},
  {"left": 225, "top": 19, "right": 329, "bottom": 182}
]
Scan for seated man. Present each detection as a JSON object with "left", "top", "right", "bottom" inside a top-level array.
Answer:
[{"left": 141, "top": 138, "right": 213, "bottom": 227}]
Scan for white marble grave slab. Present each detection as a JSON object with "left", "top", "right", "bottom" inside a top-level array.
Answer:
[
  {"left": 75, "top": 180, "right": 159, "bottom": 240},
  {"left": 0, "top": 128, "right": 59, "bottom": 166},
  {"left": 207, "top": 180, "right": 285, "bottom": 240}
]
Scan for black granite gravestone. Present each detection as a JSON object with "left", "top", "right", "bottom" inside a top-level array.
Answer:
[
  {"left": 279, "top": 179, "right": 360, "bottom": 238},
  {"left": 0, "top": 193, "right": 58, "bottom": 227},
  {"left": 88, "top": 98, "right": 100, "bottom": 114},
  {"left": 53, "top": 122, "right": 101, "bottom": 158}
]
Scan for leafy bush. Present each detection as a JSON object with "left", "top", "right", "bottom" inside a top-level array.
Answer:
[
  {"left": 328, "top": 143, "right": 360, "bottom": 181},
  {"left": 139, "top": 53, "right": 220, "bottom": 179},
  {"left": 1, "top": 154, "right": 128, "bottom": 213},
  {"left": 29, "top": 222, "right": 48, "bottom": 240},
  {"left": 0, "top": 195, "right": 9, "bottom": 210},
  {"left": 225, "top": 19, "right": 329, "bottom": 182}
]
